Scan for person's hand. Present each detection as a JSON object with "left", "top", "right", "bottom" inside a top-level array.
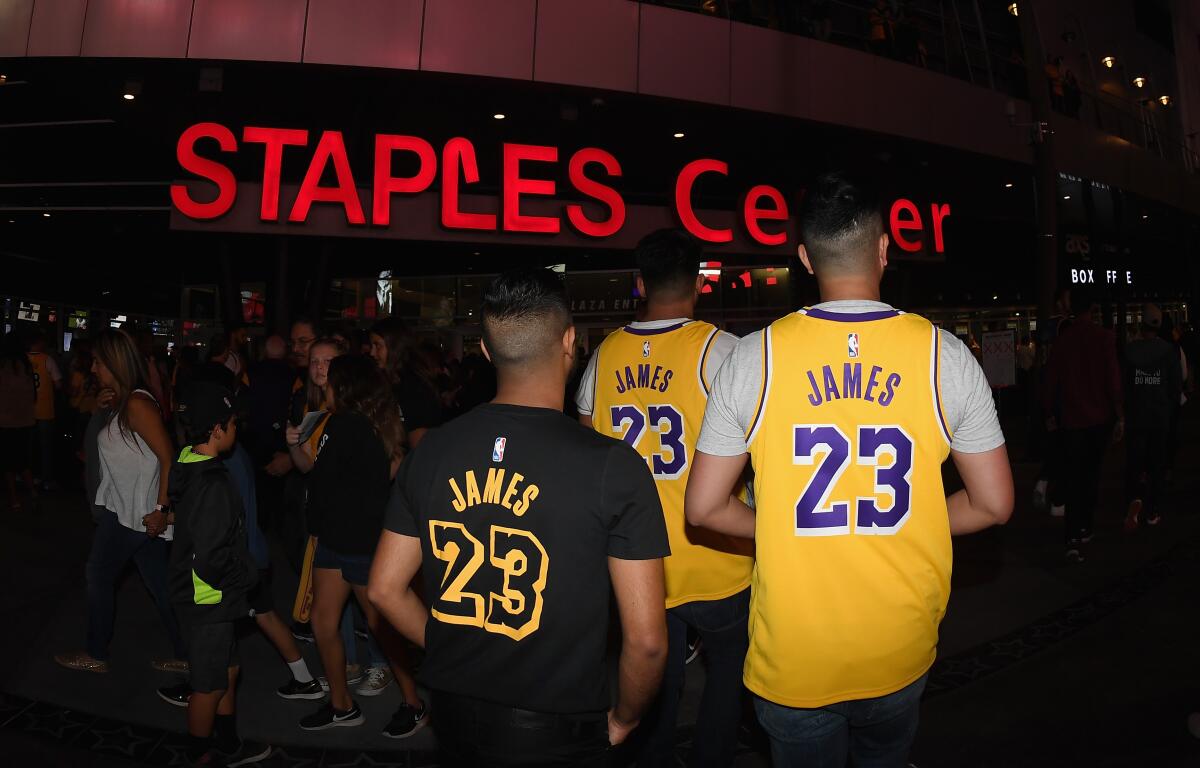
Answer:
[
  {"left": 285, "top": 425, "right": 302, "bottom": 447},
  {"left": 97, "top": 387, "right": 116, "bottom": 409},
  {"left": 264, "top": 451, "right": 293, "bottom": 477},
  {"left": 142, "top": 509, "right": 167, "bottom": 537},
  {"left": 1112, "top": 418, "right": 1125, "bottom": 443},
  {"left": 607, "top": 710, "right": 637, "bottom": 746}
]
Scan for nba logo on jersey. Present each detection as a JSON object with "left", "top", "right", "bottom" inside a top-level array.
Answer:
[
  {"left": 848, "top": 333, "right": 860, "bottom": 358},
  {"left": 492, "top": 437, "right": 507, "bottom": 462},
  {"left": 642, "top": 341, "right": 651, "bottom": 358}
]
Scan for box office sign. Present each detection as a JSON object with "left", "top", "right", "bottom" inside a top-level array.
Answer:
[{"left": 170, "top": 123, "right": 953, "bottom": 255}]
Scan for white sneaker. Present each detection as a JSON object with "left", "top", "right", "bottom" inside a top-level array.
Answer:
[
  {"left": 1050, "top": 504, "right": 1065, "bottom": 518},
  {"left": 355, "top": 666, "right": 393, "bottom": 697},
  {"left": 318, "top": 664, "right": 364, "bottom": 692}
]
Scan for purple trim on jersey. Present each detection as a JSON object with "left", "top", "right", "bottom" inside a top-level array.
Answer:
[
  {"left": 698, "top": 330, "right": 719, "bottom": 396},
  {"left": 803, "top": 307, "right": 901, "bottom": 322},
  {"left": 933, "top": 333, "right": 953, "bottom": 442},
  {"left": 622, "top": 322, "right": 690, "bottom": 336}
]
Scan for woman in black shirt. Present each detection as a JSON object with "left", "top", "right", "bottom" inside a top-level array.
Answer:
[
  {"left": 298, "top": 355, "right": 424, "bottom": 736},
  {"left": 369, "top": 318, "right": 444, "bottom": 449}
]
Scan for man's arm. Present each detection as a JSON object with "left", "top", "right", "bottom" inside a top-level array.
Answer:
[
  {"left": 947, "top": 445, "right": 1013, "bottom": 535},
  {"left": 685, "top": 450, "right": 755, "bottom": 538},
  {"left": 367, "top": 530, "right": 427, "bottom": 649},
  {"left": 606, "top": 556, "right": 667, "bottom": 746}
]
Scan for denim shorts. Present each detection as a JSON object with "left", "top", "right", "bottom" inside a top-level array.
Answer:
[{"left": 313, "top": 543, "right": 373, "bottom": 586}]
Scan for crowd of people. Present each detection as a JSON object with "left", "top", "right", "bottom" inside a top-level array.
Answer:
[{"left": 0, "top": 172, "right": 1189, "bottom": 767}]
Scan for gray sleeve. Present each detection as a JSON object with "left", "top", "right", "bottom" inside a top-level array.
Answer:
[
  {"left": 938, "top": 329, "right": 1005, "bottom": 453},
  {"left": 574, "top": 346, "right": 601, "bottom": 417},
  {"left": 697, "top": 332, "right": 764, "bottom": 456},
  {"left": 702, "top": 331, "right": 739, "bottom": 391}
]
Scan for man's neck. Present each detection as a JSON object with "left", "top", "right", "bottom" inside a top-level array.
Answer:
[
  {"left": 816, "top": 277, "right": 882, "bottom": 303},
  {"left": 641, "top": 297, "right": 696, "bottom": 323},
  {"left": 492, "top": 366, "right": 566, "bottom": 411},
  {"left": 193, "top": 442, "right": 220, "bottom": 458}
]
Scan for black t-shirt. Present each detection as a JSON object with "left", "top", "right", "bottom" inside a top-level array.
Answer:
[
  {"left": 394, "top": 371, "right": 443, "bottom": 433},
  {"left": 384, "top": 403, "right": 668, "bottom": 714},
  {"left": 307, "top": 411, "right": 392, "bottom": 555}
]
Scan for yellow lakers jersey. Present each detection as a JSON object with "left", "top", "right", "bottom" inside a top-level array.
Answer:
[
  {"left": 744, "top": 307, "right": 953, "bottom": 708},
  {"left": 591, "top": 321, "right": 753, "bottom": 608},
  {"left": 29, "top": 353, "right": 55, "bottom": 420}
]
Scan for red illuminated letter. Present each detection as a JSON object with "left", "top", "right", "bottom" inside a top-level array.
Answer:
[
  {"left": 441, "top": 137, "right": 498, "bottom": 231},
  {"left": 889, "top": 198, "right": 923, "bottom": 252},
  {"left": 930, "top": 202, "right": 951, "bottom": 253},
  {"left": 502, "top": 143, "right": 559, "bottom": 234},
  {"left": 242, "top": 126, "right": 308, "bottom": 221},
  {"left": 566, "top": 148, "right": 625, "bottom": 238},
  {"left": 288, "top": 131, "right": 365, "bottom": 225},
  {"left": 743, "top": 185, "right": 789, "bottom": 246},
  {"left": 170, "top": 122, "right": 237, "bottom": 220},
  {"left": 675, "top": 159, "right": 732, "bottom": 243},
  {"left": 372, "top": 135, "right": 437, "bottom": 227}
]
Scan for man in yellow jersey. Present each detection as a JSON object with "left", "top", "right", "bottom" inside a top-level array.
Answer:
[
  {"left": 577, "top": 229, "right": 753, "bottom": 767},
  {"left": 27, "top": 328, "right": 62, "bottom": 489},
  {"left": 686, "top": 173, "right": 1013, "bottom": 767}
]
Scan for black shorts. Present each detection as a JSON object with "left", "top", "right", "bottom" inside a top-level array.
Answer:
[
  {"left": 248, "top": 568, "right": 274, "bottom": 615},
  {"left": 185, "top": 620, "right": 239, "bottom": 693},
  {"left": 0, "top": 427, "right": 32, "bottom": 473}
]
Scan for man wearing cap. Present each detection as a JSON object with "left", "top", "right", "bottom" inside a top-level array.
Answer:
[{"left": 1122, "top": 304, "right": 1182, "bottom": 530}]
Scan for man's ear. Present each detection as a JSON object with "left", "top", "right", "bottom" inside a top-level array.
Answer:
[
  {"left": 480, "top": 336, "right": 493, "bottom": 364},
  {"left": 797, "top": 244, "right": 815, "bottom": 275},
  {"left": 635, "top": 275, "right": 647, "bottom": 300},
  {"left": 563, "top": 325, "right": 577, "bottom": 358},
  {"left": 878, "top": 232, "right": 890, "bottom": 272}
]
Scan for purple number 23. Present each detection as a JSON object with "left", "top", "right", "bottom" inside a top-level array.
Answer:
[{"left": 792, "top": 424, "right": 913, "bottom": 536}]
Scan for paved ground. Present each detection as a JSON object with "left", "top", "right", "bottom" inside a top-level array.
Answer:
[{"left": 2, "top": 407, "right": 1198, "bottom": 767}]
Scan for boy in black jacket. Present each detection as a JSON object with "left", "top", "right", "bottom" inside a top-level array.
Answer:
[{"left": 170, "top": 383, "right": 269, "bottom": 766}]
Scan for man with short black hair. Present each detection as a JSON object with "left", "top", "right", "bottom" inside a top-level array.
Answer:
[
  {"left": 686, "top": 172, "right": 1013, "bottom": 766},
  {"left": 577, "top": 228, "right": 751, "bottom": 768},
  {"left": 369, "top": 267, "right": 670, "bottom": 766}
]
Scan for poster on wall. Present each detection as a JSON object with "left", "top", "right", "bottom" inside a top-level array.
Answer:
[{"left": 982, "top": 330, "right": 1016, "bottom": 389}]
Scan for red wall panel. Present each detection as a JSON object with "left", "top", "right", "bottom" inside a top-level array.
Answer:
[
  {"left": 0, "top": 0, "right": 34, "bottom": 57},
  {"left": 421, "top": 0, "right": 536, "bottom": 81},
  {"left": 27, "top": 0, "right": 87, "bottom": 56},
  {"left": 730, "top": 22, "right": 809, "bottom": 116},
  {"left": 188, "top": 0, "right": 306, "bottom": 63},
  {"left": 638, "top": 4, "right": 730, "bottom": 106},
  {"left": 304, "top": 0, "right": 422, "bottom": 70},
  {"left": 81, "top": 0, "right": 192, "bottom": 59},
  {"left": 534, "top": 0, "right": 637, "bottom": 93}
]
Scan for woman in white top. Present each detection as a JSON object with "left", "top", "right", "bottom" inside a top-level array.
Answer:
[{"left": 55, "top": 329, "right": 185, "bottom": 673}]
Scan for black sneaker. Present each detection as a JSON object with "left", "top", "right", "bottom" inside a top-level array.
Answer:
[
  {"left": 300, "top": 702, "right": 364, "bottom": 731},
  {"left": 291, "top": 623, "right": 314, "bottom": 643},
  {"left": 157, "top": 683, "right": 192, "bottom": 707},
  {"left": 382, "top": 701, "right": 428, "bottom": 739},
  {"left": 220, "top": 740, "right": 273, "bottom": 767},
  {"left": 685, "top": 629, "right": 703, "bottom": 665},
  {"left": 277, "top": 678, "right": 325, "bottom": 700}
]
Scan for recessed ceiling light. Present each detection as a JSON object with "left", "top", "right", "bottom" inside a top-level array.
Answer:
[
  {"left": 122, "top": 92, "right": 135, "bottom": 101},
  {"left": 1004, "top": 182, "right": 1013, "bottom": 188},
  {"left": 1062, "top": 195, "right": 1071, "bottom": 200},
  {"left": 493, "top": 113, "right": 505, "bottom": 120},
  {"left": 673, "top": 132, "right": 685, "bottom": 139},
  {"left": 1142, "top": 214, "right": 1148, "bottom": 219},
  {"left": 1158, "top": 95, "right": 1171, "bottom": 106},
  {"left": 1101, "top": 56, "right": 1115, "bottom": 68},
  {"left": 1132, "top": 76, "right": 1146, "bottom": 88}
]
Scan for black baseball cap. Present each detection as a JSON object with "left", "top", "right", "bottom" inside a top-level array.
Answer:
[{"left": 176, "top": 381, "right": 235, "bottom": 437}]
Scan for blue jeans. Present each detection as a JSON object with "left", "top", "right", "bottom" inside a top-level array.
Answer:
[
  {"left": 754, "top": 673, "right": 928, "bottom": 768},
  {"left": 637, "top": 588, "right": 750, "bottom": 767},
  {"left": 86, "top": 512, "right": 185, "bottom": 661}
]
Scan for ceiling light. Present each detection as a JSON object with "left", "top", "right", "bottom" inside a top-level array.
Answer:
[
  {"left": 1101, "top": 56, "right": 1115, "bottom": 68},
  {"left": 122, "top": 92, "right": 135, "bottom": 100},
  {"left": 0, "top": 74, "right": 6, "bottom": 84},
  {"left": 992, "top": 295, "right": 999, "bottom": 301},
  {"left": 1062, "top": 195, "right": 1071, "bottom": 200},
  {"left": 1132, "top": 76, "right": 1146, "bottom": 88},
  {"left": 673, "top": 132, "right": 685, "bottom": 139},
  {"left": 1142, "top": 214, "right": 1148, "bottom": 219},
  {"left": 1159, "top": 94, "right": 1170, "bottom": 106},
  {"left": 493, "top": 113, "right": 505, "bottom": 120},
  {"left": 42, "top": 212, "right": 50, "bottom": 217},
  {"left": 1004, "top": 182, "right": 1013, "bottom": 188},
  {"left": 1007, "top": 3, "right": 1018, "bottom": 16}
]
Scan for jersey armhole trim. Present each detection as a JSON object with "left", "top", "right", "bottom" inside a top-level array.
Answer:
[
  {"left": 745, "top": 328, "right": 773, "bottom": 444},
  {"left": 929, "top": 326, "right": 953, "bottom": 445},
  {"left": 697, "top": 328, "right": 720, "bottom": 396}
]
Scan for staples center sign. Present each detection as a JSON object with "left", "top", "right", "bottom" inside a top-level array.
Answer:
[{"left": 170, "top": 122, "right": 951, "bottom": 253}]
